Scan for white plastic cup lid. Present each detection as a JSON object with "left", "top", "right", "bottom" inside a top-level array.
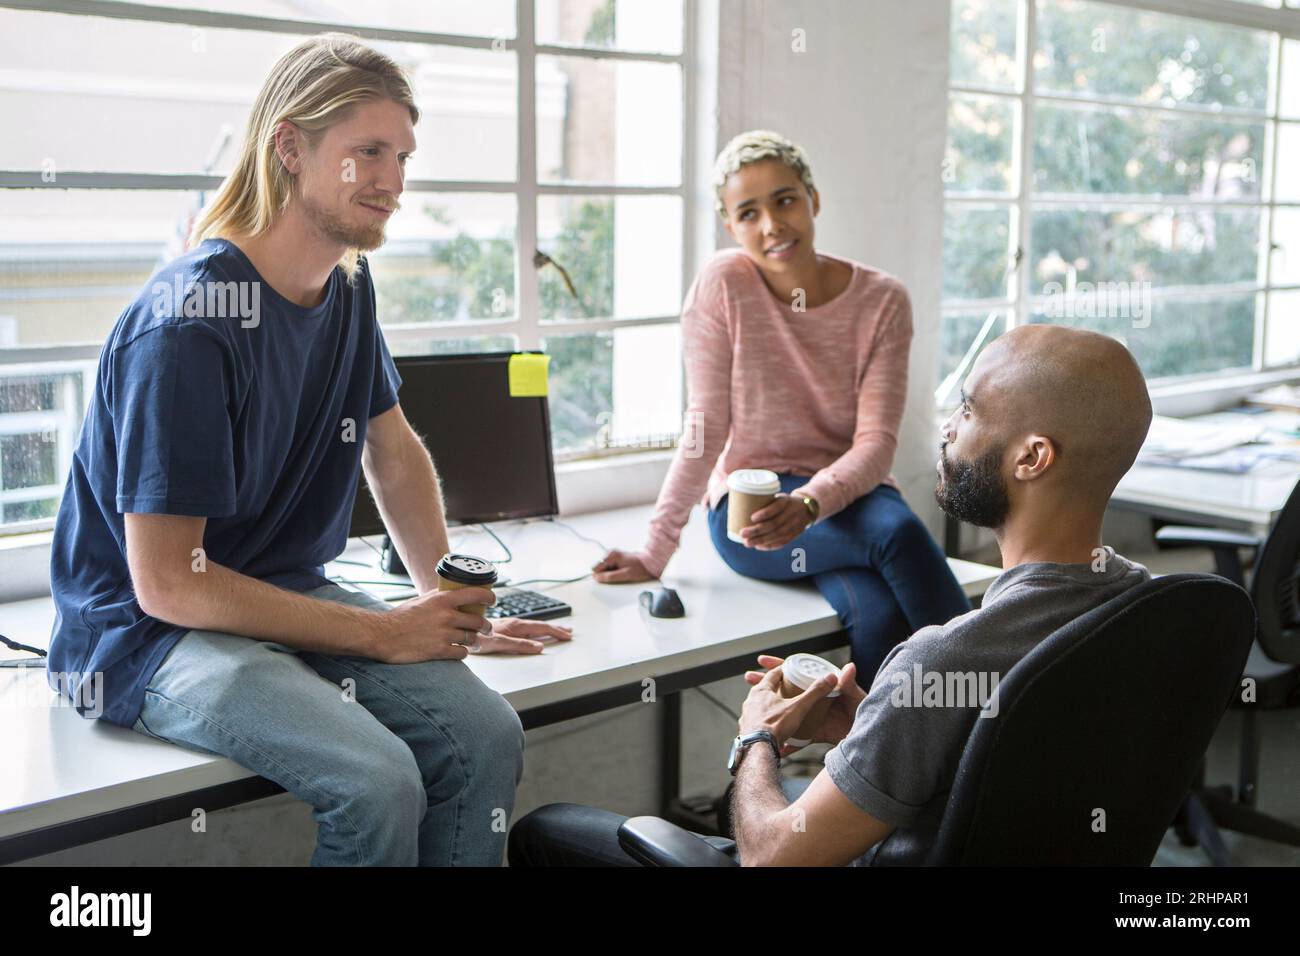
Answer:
[
  {"left": 727, "top": 468, "right": 781, "bottom": 496},
  {"left": 783, "top": 653, "right": 842, "bottom": 697}
]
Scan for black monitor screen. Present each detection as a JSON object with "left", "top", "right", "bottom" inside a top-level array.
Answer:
[{"left": 350, "top": 351, "right": 558, "bottom": 534}]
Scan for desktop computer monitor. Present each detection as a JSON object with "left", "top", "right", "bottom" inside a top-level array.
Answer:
[{"left": 349, "top": 351, "right": 559, "bottom": 537}]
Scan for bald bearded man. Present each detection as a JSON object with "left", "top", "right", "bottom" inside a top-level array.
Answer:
[{"left": 508, "top": 325, "right": 1157, "bottom": 867}]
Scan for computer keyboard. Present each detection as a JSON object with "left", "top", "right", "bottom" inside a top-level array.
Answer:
[{"left": 484, "top": 588, "right": 572, "bottom": 621}]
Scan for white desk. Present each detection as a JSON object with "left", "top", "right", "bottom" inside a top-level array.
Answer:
[
  {"left": 0, "top": 503, "right": 1000, "bottom": 863},
  {"left": 1111, "top": 409, "right": 1300, "bottom": 533}
]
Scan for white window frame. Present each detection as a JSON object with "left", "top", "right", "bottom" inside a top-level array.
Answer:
[
  {"left": 941, "top": 0, "right": 1300, "bottom": 406},
  {"left": 0, "top": 0, "right": 696, "bottom": 534}
]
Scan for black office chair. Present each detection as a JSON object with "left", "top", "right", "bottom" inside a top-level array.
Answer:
[
  {"left": 1155, "top": 478, "right": 1300, "bottom": 864},
  {"left": 617, "top": 574, "right": 1254, "bottom": 866}
]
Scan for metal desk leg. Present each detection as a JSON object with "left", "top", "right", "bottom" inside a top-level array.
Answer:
[
  {"left": 659, "top": 691, "right": 722, "bottom": 834},
  {"left": 660, "top": 691, "right": 681, "bottom": 816}
]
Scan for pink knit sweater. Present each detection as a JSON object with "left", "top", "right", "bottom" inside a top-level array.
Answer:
[{"left": 640, "top": 248, "right": 912, "bottom": 578}]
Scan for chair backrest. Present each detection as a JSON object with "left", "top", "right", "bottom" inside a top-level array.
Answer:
[
  {"left": 1251, "top": 477, "right": 1300, "bottom": 665},
  {"left": 927, "top": 573, "right": 1254, "bottom": 866}
]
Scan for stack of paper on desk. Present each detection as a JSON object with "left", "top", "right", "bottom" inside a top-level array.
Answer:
[
  {"left": 1139, "top": 415, "right": 1267, "bottom": 463},
  {"left": 1245, "top": 384, "right": 1300, "bottom": 411},
  {"left": 1143, "top": 445, "right": 1300, "bottom": 474}
]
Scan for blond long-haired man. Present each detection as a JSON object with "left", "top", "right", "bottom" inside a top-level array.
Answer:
[{"left": 47, "top": 34, "right": 568, "bottom": 866}]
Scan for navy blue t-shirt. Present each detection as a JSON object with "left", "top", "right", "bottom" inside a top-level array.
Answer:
[{"left": 47, "top": 238, "right": 402, "bottom": 728}]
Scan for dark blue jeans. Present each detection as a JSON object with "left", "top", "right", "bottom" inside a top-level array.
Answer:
[{"left": 708, "top": 476, "right": 971, "bottom": 684}]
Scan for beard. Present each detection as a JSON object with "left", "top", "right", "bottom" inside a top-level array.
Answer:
[
  {"left": 300, "top": 190, "right": 390, "bottom": 252},
  {"left": 935, "top": 442, "right": 1011, "bottom": 530}
]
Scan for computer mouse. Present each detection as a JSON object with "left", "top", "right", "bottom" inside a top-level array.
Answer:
[{"left": 640, "top": 587, "right": 686, "bottom": 619}]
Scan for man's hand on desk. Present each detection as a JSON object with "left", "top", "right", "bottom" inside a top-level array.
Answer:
[
  {"left": 375, "top": 588, "right": 498, "bottom": 663},
  {"left": 472, "top": 617, "right": 574, "bottom": 655},
  {"left": 377, "top": 590, "right": 569, "bottom": 658},
  {"left": 742, "top": 655, "right": 865, "bottom": 755},
  {"left": 380, "top": 589, "right": 573, "bottom": 659},
  {"left": 591, "top": 549, "right": 655, "bottom": 584}
]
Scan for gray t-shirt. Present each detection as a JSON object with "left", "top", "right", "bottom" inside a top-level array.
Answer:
[{"left": 824, "top": 547, "right": 1150, "bottom": 865}]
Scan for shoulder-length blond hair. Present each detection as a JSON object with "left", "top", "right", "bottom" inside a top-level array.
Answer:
[{"left": 190, "top": 32, "right": 419, "bottom": 283}]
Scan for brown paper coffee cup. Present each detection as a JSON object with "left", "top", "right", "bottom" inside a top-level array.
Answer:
[
  {"left": 435, "top": 553, "right": 499, "bottom": 618},
  {"left": 726, "top": 469, "right": 781, "bottom": 544},
  {"left": 435, "top": 575, "right": 496, "bottom": 618}
]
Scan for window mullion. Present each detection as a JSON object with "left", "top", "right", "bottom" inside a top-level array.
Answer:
[
  {"left": 516, "top": 0, "right": 539, "bottom": 350},
  {"left": 1013, "top": 0, "right": 1035, "bottom": 330},
  {"left": 1259, "top": 33, "right": 1285, "bottom": 371},
  {"left": 679, "top": 0, "right": 698, "bottom": 425}
]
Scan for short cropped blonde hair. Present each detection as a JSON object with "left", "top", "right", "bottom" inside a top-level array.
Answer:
[{"left": 711, "top": 129, "right": 816, "bottom": 219}]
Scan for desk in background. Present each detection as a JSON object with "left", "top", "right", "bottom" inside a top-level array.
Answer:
[
  {"left": 944, "top": 408, "right": 1300, "bottom": 555},
  {"left": 1112, "top": 409, "right": 1300, "bottom": 534}
]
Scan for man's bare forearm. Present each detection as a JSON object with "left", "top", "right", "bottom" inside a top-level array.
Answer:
[
  {"left": 143, "top": 561, "right": 386, "bottom": 657},
  {"left": 364, "top": 427, "right": 450, "bottom": 594},
  {"left": 731, "top": 746, "right": 792, "bottom": 866}
]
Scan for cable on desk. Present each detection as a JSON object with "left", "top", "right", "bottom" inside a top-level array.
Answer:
[
  {"left": 351, "top": 518, "right": 590, "bottom": 577},
  {"left": 478, "top": 523, "right": 513, "bottom": 564},
  {"left": 351, "top": 529, "right": 474, "bottom": 569},
  {"left": 546, "top": 517, "right": 610, "bottom": 555},
  {"left": 342, "top": 519, "right": 596, "bottom": 591},
  {"left": 503, "top": 572, "right": 591, "bottom": 588}
]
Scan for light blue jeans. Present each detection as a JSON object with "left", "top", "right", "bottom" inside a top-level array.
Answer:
[{"left": 130, "top": 584, "right": 524, "bottom": 866}]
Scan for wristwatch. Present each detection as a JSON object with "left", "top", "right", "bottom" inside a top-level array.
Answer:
[
  {"left": 800, "top": 494, "right": 820, "bottom": 527},
  {"left": 727, "top": 730, "right": 781, "bottom": 775}
]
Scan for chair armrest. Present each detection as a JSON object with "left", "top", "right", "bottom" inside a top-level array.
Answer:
[
  {"left": 616, "top": 816, "right": 739, "bottom": 867},
  {"left": 1153, "top": 526, "right": 1263, "bottom": 551},
  {"left": 1153, "top": 526, "right": 1261, "bottom": 586}
]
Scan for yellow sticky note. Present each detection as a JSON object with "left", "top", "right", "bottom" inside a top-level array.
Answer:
[{"left": 508, "top": 353, "right": 550, "bottom": 397}]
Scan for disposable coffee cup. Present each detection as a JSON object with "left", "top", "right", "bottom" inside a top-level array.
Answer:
[
  {"left": 435, "top": 553, "right": 498, "bottom": 618},
  {"left": 780, "top": 653, "right": 842, "bottom": 748},
  {"left": 727, "top": 469, "right": 781, "bottom": 544}
]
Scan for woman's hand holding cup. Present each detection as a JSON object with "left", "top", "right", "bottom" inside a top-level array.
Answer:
[{"left": 742, "top": 493, "right": 813, "bottom": 551}]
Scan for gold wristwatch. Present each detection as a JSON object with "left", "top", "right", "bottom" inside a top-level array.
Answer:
[{"left": 800, "top": 494, "right": 820, "bottom": 527}]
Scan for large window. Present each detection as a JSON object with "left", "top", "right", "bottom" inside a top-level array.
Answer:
[
  {"left": 941, "top": 0, "right": 1300, "bottom": 403},
  {"left": 0, "top": 0, "right": 691, "bottom": 533}
]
